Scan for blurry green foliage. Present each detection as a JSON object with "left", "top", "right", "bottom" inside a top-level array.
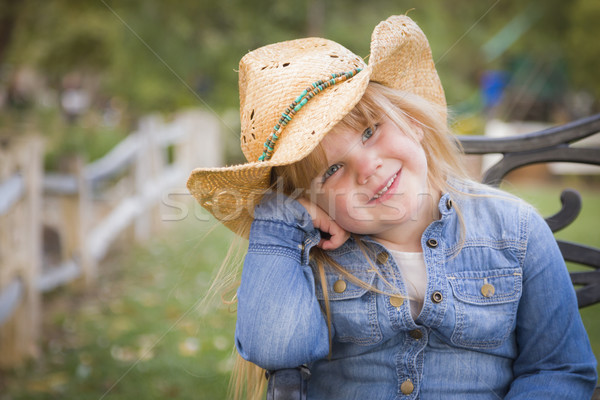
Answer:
[
  {"left": 0, "top": 0, "right": 598, "bottom": 160},
  {"left": 1, "top": 0, "right": 598, "bottom": 114},
  {"left": 565, "top": 0, "right": 600, "bottom": 100}
]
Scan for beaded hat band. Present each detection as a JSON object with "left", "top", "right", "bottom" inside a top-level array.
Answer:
[
  {"left": 259, "top": 68, "right": 362, "bottom": 161},
  {"left": 187, "top": 15, "right": 446, "bottom": 237}
]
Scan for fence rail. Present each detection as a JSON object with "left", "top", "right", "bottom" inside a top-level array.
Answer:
[{"left": 0, "top": 110, "right": 221, "bottom": 367}]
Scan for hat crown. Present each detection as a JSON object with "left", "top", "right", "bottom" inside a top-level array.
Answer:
[{"left": 238, "top": 38, "right": 366, "bottom": 163}]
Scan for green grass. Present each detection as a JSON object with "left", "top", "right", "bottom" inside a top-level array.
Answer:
[
  {"left": 0, "top": 182, "right": 598, "bottom": 399},
  {"left": 0, "top": 220, "right": 240, "bottom": 400}
]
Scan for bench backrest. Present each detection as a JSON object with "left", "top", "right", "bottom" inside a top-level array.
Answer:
[{"left": 459, "top": 114, "right": 600, "bottom": 308}]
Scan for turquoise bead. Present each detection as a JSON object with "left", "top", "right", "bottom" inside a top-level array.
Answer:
[{"left": 295, "top": 90, "right": 307, "bottom": 103}]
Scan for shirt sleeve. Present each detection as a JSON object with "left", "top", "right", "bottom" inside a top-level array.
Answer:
[
  {"left": 234, "top": 192, "right": 331, "bottom": 370},
  {"left": 505, "top": 205, "right": 598, "bottom": 399}
]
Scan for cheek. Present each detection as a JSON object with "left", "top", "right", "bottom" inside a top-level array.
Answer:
[
  {"left": 390, "top": 139, "right": 428, "bottom": 176},
  {"left": 410, "top": 147, "right": 429, "bottom": 183},
  {"left": 332, "top": 194, "right": 351, "bottom": 220},
  {"left": 331, "top": 192, "right": 372, "bottom": 224},
  {"left": 316, "top": 191, "right": 349, "bottom": 218},
  {"left": 314, "top": 190, "right": 352, "bottom": 222},
  {"left": 313, "top": 191, "right": 336, "bottom": 217}
]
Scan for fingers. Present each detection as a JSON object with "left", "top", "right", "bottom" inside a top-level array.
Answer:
[
  {"left": 297, "top": 198, "right": 349, "bottom": 250},
  {"left": 319, "top": 223, "right": 350, "bottom": 250}
]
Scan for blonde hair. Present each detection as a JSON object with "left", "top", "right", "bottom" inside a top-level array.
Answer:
[{"left": 228, "top": 82, "right": 472, "bottom": 399}]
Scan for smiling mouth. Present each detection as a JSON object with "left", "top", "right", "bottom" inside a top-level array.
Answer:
[{"left": 372, "top": 172, "right": 398, "bottom": 200}]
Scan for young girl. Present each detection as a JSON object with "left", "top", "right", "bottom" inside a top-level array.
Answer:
[{"left": 187, "top": 15, "right": 597, "bottom": 399}]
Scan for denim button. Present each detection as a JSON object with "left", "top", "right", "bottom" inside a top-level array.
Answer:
[
  {"left": 333, "top": 280, "right": 347, "bottom": 293},
  {"left": 481, "top": 283, "right": 495, "bottom": 297},
  {"left": 401, "top": 379, "right": 414, "bottom": 394},
  {"left": 426, "top": 238, "right": 438, "bottom": 248},
  {"left": 390, "top": 296, "right": 404, "bottom": 307},
  {"left": 409, "top": 329, "right": 423, "bottom": 339},
  {"left": 376, "top": 252, "right": 389, "bottom": 264},
  {"left": 431, "top": 291, "right": 443, "bottom": 303},
  {"left": 446, "top": 198, "right": 453, "bottom": 210}
]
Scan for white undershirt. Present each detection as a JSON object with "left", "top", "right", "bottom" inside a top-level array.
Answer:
[{"left": 388, "top": 250, "right": 427, "bottom": 320}]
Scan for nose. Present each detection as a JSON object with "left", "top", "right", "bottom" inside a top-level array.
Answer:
[{"left": 353, "top": 151, "right": 382, "bottom": 185}]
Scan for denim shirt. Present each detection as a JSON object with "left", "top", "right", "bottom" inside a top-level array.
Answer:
[{"left": 235, "top": 185, "right": 597, "bottom": 399}]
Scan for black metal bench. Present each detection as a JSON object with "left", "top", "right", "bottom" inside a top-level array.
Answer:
[{"left": 266, "top": 114, "right": 600, "bottom": 400}]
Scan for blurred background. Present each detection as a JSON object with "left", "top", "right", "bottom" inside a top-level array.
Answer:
[{"left": 0, "top": 0, "right": 598, "bottom": 399}]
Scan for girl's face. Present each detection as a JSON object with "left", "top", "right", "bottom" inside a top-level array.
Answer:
[{"left": 308, "top": 115, "right": 435, "bottom": 243}]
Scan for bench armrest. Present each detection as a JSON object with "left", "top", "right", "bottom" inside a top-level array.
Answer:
[{"left": 266, "top": 366, "right": 311, "bottom": 400}]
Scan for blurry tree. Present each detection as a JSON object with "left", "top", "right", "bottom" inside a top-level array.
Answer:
[
  {"left": 0, "top": 0, "right": 19, "bottom": 65},
  {"left": 10, "top": 1, "right": 115, "bottom": 84},
  {"left": 565, "top": 0, "right": 600, "bottom": 100},
  {"left": 0, "top": 0, "right": 597, "bottom": 119}
]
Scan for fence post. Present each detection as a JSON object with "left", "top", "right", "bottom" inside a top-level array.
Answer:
[
  {"left": 60, "top": 156, "right": 95, "bottom": 284},
  {"left": 134, "top": 115, "right": 164, "bottom": 242},
  {"left": 134, "top": 120, "right": 150, "bottom": 242},
  {"left": 0, "top": 136, "right": 43, "bottom": 367},
  {"left": 175, "top": 110, "right": 222, "bottom": 171},
  {"left": 148, "top": 115, "right": 166, "bottom": 234},
  {"left": 167, "top": 110, "right": 222, "bottom": 224}
]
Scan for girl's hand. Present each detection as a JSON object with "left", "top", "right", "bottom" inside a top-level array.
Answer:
[{"left": 297, "top": 197, "right": 350, "bottom": 250}]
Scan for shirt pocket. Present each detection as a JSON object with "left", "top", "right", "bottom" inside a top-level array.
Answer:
[
  {"left": 314, "top": 267, "right": 382, "bottom": 346},
  {"left": 448, "top": 268, "right": 522, "bottom": 349}
]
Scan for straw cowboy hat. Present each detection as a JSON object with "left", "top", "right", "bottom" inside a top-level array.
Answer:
[{"left": 187, "top": 15, "right": 445, "bottom": 237}]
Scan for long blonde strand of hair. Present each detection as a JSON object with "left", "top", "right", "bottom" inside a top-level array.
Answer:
[{"left": 229, "top": 355, "right": 267, "bottom": 400}]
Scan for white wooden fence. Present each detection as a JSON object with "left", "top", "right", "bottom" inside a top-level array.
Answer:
[
  {"left": 0, "top": 110, "right": 222, "bottom": 367},
  {"left": 0, "top": 136, "right": 43, "bottom": 367}
]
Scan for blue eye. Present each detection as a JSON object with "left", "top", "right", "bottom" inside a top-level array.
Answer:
[
  {"left": 362, "top": 125, "right": 375, "bottom": 143},
  {"left": 323, "top": 163, "right": 341, "bottom": 181}
]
